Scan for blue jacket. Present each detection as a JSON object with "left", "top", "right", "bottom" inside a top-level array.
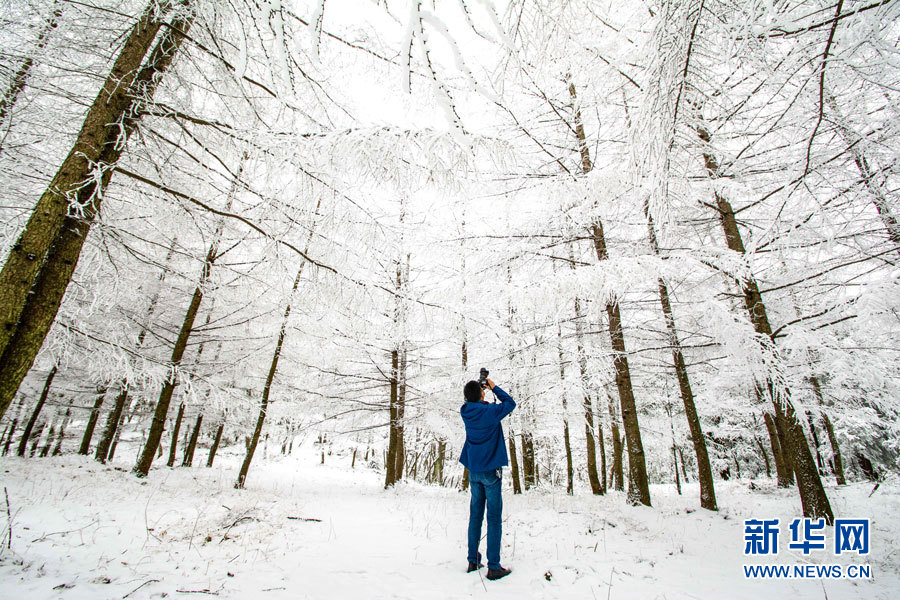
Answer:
[{"left": 459, "top": 385, "right": 516, "bottom": 473}]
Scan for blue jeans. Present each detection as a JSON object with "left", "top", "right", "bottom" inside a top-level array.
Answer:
[{"left": 467, "top": 468, "right": 503, "bottom": 570}]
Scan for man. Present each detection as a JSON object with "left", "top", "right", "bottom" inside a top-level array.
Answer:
[{"left": 459, "top": 376, "right": 515, "bottom": 581}]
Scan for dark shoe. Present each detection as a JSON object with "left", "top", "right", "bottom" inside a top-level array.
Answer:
[
  {"left": 467, "top": 561, "right": 483, "bottom": 573},
  {"left": 486, "top": 567, "right": 512, "bottom": 581}
]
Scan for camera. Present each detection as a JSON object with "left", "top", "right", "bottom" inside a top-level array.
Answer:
[{"left": 479, "top": 368, "right": 489, "bottom": 388}]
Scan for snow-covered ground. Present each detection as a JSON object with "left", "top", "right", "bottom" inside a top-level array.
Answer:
[{"left": 0, "top": 442, "right": 896, "bottom": 599}]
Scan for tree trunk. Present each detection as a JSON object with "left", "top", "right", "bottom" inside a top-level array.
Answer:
[
  {"left": 598, "top": 420, "right": 607, "bottom": 494},
  {"left": 0, "top": 3, "right": 194, "bottom": 420},
  {"left": 166, "top": 402, "right": 185, "bottom": 467},
  {"left": 700, "top": 124, "right": 833, "bottom": 522},
  {"left": 29, "top": 422, "right": 45, "bottom": 457},
  {"left": 756, "top": 437, "right": 772, "bottom": 478},
  {"left": 810, "top": 375, "right": 846, "bottom": 485},
  {"left": 806, "top": 411, "right": 826, "bottom": 475},
  {"left": 1, "top": 419, "right": 16, "bottom": 456},
  {"left": 95, "top": 387, "right": 128, "bottom": 463},
  {"left": 236, "top": 220, "right": 315, "bottom": 487},
  {"left": 40, "top": 418, "right": 56, "bottom": 457},
  {"left": 384, "top": 348, "right": 400, "bottom": 488},
  {"left": 78, "top": 389, "right": 106, "bottom": 456},
  {"left": 646, "top": 204, "right": 717, "bottom": 510},
  {"left": 568, "top": 79, "right": 649, "bottom": 505},
  {"left": 182, "top": 413, "right": 202, "bottom": 467},
  {"left": 521, "top": 432, "right": 535, "bottom": 490},
  {"left": 394, "top": 347, "right": 407, "bottom": 483},
  {"left": 508, "top": 431, "right": 522, "bottom": 494},
  {"left": 608, "top": 393, "right": 625, "bottom": 491},
  {"left": 764, "top": 411, "right": 791, "bottom": 486},
  {"left": 207, "top": 421, "right": 224, "bottom": 467},
  {"left": 573, "top": 295, "right": 601, "bottom": 495},
  {"left": 556, "top": 325, "right": 574, "bottom": 495},
  {"left": 17, "top": 365, "right": 57, "bottom": 457},
  {"left": 0, "top": 1, "right": 63, "bottom": 140},
  {"left": 52, "top": 404, "right": 70, "bottom": 456}
]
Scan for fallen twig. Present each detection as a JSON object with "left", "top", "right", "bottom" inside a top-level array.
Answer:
[
  {"left": 123, "top": 579, "right": 159, "bottom": 598},
  {"left": 32, "top": 519, "right": 99, "bottom": 543},
  {"left": 176, "top": 587, "right": 221, "bottom": 595},
  {"left": 286, "top": 516, "right": 322, "bottom": 522},
  {"left": 3, "top": 487, "right": 11, "bottom": 551},
  {"left": 220, "top": 515, "right": 256, "bottom": 543}
]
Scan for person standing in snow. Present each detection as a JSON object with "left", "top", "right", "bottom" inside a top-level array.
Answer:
[{"left": 459, "top": 376, "right": 515, "bottom": 581}]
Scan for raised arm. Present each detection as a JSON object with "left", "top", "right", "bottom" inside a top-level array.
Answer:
[{"left": 487, "top": 379, "right": 516, "bottom": 421}]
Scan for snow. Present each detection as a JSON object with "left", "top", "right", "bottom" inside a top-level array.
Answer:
[{"left": 0, "top": 442, "right": 897, "bottom": 599}]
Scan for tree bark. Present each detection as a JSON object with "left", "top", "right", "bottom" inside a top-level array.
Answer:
[
  {"left": 133, "top": 256, "right": 213, "bottom": 477},
  {"left": 756, "top": 436, "right": 772, "bottom": 478},
  {"left": 608, "top": 393, "right": 625, "bottom": 491},
  {"left": 810, "top": 375, "right": 846, "bottom": 485},
  {"left": 207, "top": 421, "right": 224, "bottom": 467},
  {"left": 0, "top": 3, "right": 194, "bottom": 420},
  {"left": 95, "top": 387, "right": 128, "bottom": 463},
  {"left": 384, "top": 348, "right": 400, "bottom": 488},
  {"left": 78, "top": 389, "right": 106, "bottom": 456},
  {"left": 700, "top": 124, "right": 833, "bottom": 522},
  {"left": 598, "top": 420, "right": 607, "bottom": 494},
  {"left": 166, "top": 402, "right": 185, "bottom": 467},
  {"left": 52, "top": 403, "right": 70, "bottom": 456},
  {"left": 521, "top": 432, "right": 536, "bottom": 490},
  {"left": 508, "top": 430, "right": 522, "bottom": 494},
  {"left": 182, "top": 413, "right": 202, "bottom": 467},
  {"left": 764, "top": 412, "right": 791, "bottom": 486},
  {"left": 646, "top": 203, "right": 717, "bottom": 510},
  {"left": 0, "top": 1, "right": 63, "bottom": 139},
  {"left": 568, "top": 79, "right": 650, "bottom": 505},
  {"left": 556, "top": 325, "right": 575, "bottom": 495},
  {"left": 573, "top": 294, "right": 602, "bottom": 495},
  {"left": 17, "top": 365, "right": 57, "bottom": 457}
]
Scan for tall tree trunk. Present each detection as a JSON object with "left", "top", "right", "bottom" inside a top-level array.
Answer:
[
  {"left": 700, "top": 124, "right": 833, "bottom": 522},
  {"left": 520, "top": 432, "right": 535, "bottom": 490},
  {"left": 645, "top": 203, "right": 717, "bottom": 510},
  {"left": 135, "top": 153, "right": 239, "bottom": 479},
  {"left": 52, "top": 402, "right": 70, "bottom": 456},
  {"left": 384, "top": 236, "right": 408, "bottom": 489},
  {"left": 0, "top": 3, "right": 194, "bottom": 420},
  {"left": 810, "top": 375, "right": 846, "bottom": 485},
  {"left": 78, "top": 388, "right": 106, "bottom": 456},
  {"left": 764, "top": 412, "right": 791, "bottom": 486},
  {"left": 166, "top": 402, "right": 185, "bottom": 467},
  {"left": 508, "top": 430, "right": 522, "bottom": 494},
  {"left": 17, "top": 365, "right": 57, "bottom": 457},
  {"left": 95, "top": 387, "right": 128, "bottom": 463},
  {"left": 99, "top": 237, "right": 177, "bottom": 464},
  {"left": 806, "top": 412, "right": 826, "bottom": 475},
  {"left": 182, "top": 413, "right": 202, "bottom": 467},
  {"left": 0, "top": 1, "right": 63, "bottom": 143},
  {"left": 207, "top": 420, "right": 224, "bottom": 467},
  {"left": 756, "top": 437, "right": 772, "bottom": 478},
  {"left": 384, "top": 348, "right": 400, "bottom": 488},
  {"left": 568, "top": 79, "right": 650, "bottom": 505},
  {"left": 29, "top": 422, "right": 45, "bottom": 457},
  {"left": 573, "top": 294, "right": 601, "bottom": 495},
  {"left": 394, "top": 346, "right": 407, "bottom": 483},
  {"left": 236, "top": 206, "right": 318, "bottom": 488},
  {"left": 556, "top": 325, "right": 575, "bottom": 495},
  {"left": 598, "top": 419, "right": 607, "bottom": 494},
  {"left": 825, "top": 91, "right": 900, "bottom": 246},
  {"left": 1, "top": 419, "right": 16, "bottom": 456},
  {"left": 608, "top": 392, "right": 625, "bottom": 491},
  {"left": 133, "top": 251, "right": 214, "bottom": 477}
]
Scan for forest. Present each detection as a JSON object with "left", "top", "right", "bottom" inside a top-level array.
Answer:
[{"left": 0, "top": 0, "right": 898, "bottom": 598}]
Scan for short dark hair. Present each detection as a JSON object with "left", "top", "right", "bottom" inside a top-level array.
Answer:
[{"left": 464, "top": 380, "right": 482, "bottom": 403}]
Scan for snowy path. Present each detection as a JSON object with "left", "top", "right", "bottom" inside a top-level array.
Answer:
[{"left": 0, "top": 446, "right": 897, "bottom": 599}]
